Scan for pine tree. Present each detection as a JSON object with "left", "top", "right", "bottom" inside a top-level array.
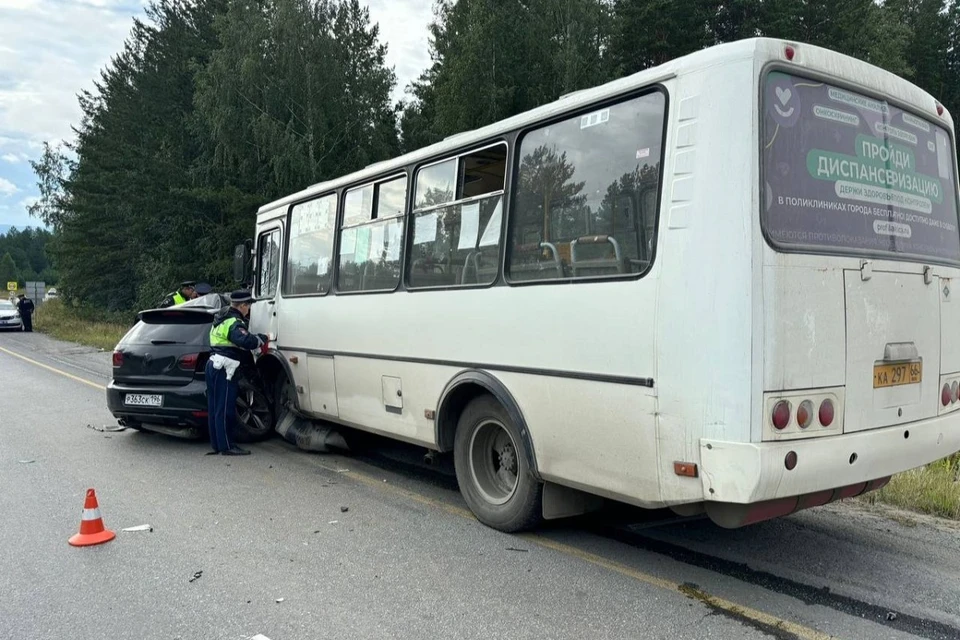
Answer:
[{"left": 0, "top": 253, "right": 19, "bottom": 287}]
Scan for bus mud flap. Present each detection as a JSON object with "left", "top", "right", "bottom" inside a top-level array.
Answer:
[
  {"left": 542, "top": 482, "right": 604, "bottom": 520},
  {"left": 276, "top": 411, "right": 349, "bottom": 453}
]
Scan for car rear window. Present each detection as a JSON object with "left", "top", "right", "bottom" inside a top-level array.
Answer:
[
  {"left": 762, "top": 71, "right": 960, "bottom": 264},
  {"left": 122, "top": 313, "right": 212, "bottom": 345}
]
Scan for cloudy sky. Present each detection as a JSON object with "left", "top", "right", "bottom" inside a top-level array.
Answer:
[{"left": 0, "top": 0, "right": 433, "bottom": 230}]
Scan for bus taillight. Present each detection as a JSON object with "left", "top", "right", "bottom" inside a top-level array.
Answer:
[
  {"left": 942, "top": 383, "right": 952, "bottom": 407},
  {"left": 784, "top": 46, "right": 795, "bottom": 61},
  {"left": 796, "top": 400, "right": 813, "bottom": 429},
  {"left": 937, "top": 102, "right": 944, "bottom": 116},
  {"left": 818, "top": 399, "right": 835, "bottom": 427},
  {"left": 772, "top": 401, "right": 791, "bottom": 430}
]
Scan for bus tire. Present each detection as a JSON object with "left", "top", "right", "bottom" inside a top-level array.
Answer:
[{"left": 454, "top": 395, "right": 543, "bottom": 532}]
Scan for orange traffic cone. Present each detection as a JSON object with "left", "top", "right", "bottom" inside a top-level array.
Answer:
[{"left": 68, "top": 488, "right": 116, "bottom": 547}]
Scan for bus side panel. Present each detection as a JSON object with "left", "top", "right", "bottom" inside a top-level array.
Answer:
[
  {"left": 654, "top": 60, "right": 756, "bottom": 505},
  {"left": 495, "top": 372, "right": 661, "bottom": 507},
  {"left": 333, "top": 357, "right": 451, "bottom": 446}
]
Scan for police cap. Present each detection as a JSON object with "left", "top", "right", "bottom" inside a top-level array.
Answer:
[
  {"left": 229, "top": 290, "right": 255, "bottom": 304},
  {"left": 180, "top": 280, "right": 197, "bottom": 289}
]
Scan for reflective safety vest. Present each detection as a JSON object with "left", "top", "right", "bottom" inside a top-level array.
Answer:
[
  {"left": 210, "top": 317, "right": 238, "bottom": 348},
  {"left": 172, "top": 291, "right": 187, "bottom": 305}
]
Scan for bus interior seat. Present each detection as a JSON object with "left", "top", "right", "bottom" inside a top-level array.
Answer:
[
  {"left": 569, "top": 235, "right": 626, "bottom": 277},
  {"left": 461, "top": 248, "right": 499, "bottom": 284},
  {"left": 509, "top": 242, "right": 565, "bottom": 280},
  {"left": 294, "top": 273, "right": 326, "bottom": 294}
]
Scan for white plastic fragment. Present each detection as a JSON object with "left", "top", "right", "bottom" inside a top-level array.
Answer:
[
  {"left": 275, "top": 598, "right": 284, "bottom": 603},
  {"left": 328, "top": 520, "right": 338, "bottom": 525},
  {"left": 122, "top": 524, "right": 153, "bottom": 532},
  {"left": 17, "top": 459, "right": 35, "bottom": 464},
  {"left": 249, "top": 635, "right": 273, "bottom": 640}
]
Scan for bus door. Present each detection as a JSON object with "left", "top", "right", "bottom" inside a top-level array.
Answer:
[{"left": 251, "top": 225, "right": 283, "bottom": 342}]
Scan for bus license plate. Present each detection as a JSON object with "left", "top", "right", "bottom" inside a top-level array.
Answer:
[
  {"left": 124, "top": 393, "right": 163, "bottom": 407},
  {"left": 873, "top": 361, "right": 922, "bottom": 389}
]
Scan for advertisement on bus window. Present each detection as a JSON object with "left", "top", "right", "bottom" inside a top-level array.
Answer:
[{"left": 762, "top": 71, "right": 960, "bottom": 263}]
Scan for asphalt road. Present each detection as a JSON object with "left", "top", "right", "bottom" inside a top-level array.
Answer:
[{"left": 1, "top": 331, "right": 959, "bottom": 640}]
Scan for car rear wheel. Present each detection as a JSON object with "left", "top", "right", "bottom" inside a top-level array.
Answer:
[{"left": 236, "top": 377, "right": 273, "bottom": 443}]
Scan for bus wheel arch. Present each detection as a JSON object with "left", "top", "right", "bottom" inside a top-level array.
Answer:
[
  {"left": 435, "top": 370, "right": 540, "bottom": 480},
  {"left": 256, "top": 353, "right": 297, "bottom": 421}
]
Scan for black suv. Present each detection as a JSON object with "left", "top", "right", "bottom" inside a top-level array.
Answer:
[{"left": 106, "top": 294, "right": 273, "bottom": 441}]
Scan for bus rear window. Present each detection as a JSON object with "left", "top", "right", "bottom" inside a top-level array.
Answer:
[{"left": 762, "top": 72, "right": 960, "bottom": 264}]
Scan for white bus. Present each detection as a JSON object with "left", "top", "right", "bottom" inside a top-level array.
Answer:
[{"left": 237, "top": 38, "right": 960, "bottom": 532}]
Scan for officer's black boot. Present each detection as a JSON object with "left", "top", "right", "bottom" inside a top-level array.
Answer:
[{"left": 222, "top": 446, "right": 250, "bottom": 456}]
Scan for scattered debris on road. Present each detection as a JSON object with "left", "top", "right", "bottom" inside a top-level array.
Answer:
[
  {"left": 121, "top": 524, "right": 153, "bottom": 532},
  {"left": 340, "top": 506, "right": 349, "bottom": 513},
  {"left": 248, "top": 635, "right": 272, "bottom": 640},
  {"left": 328, "top": 520, "right": 338, "bottom": 525},
  {"left": 17, "top": 459, "right": 35, "bottom": 464},
  {"left": 886, "top": 612, "right": 898, "bottom": 621},
  {"left": 86, "top": 424, "right": 126, "bottom": 433},
  {"left": 275, "top": 598, "right": 284, "bottom": 604},
  {"left": 188, "top": 571, "right": 203, "bottom": 583},
  {"left": 505, "top": 547, "right": 529, "bottom": 553}
]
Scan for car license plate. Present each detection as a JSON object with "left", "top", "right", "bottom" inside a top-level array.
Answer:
[
  {"left": 873, "top": 361, "right": 922, "bottom": 389},
  {"left": 124, "top": 393, "right": 163, "bottom": 407}
]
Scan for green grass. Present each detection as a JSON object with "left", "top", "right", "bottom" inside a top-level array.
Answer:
[
  {"left": 33, "top": 299, "right": 130, "bottom": 351},
  {"left": 864, "top": 454, "right": 960, "bottom": 520}
]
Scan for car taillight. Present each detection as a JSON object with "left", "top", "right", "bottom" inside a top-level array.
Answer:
[
  {"left": 112, "top": 351, "right": 123, "bottom": 367},
  {"left": 178, "top": 353, "right": 199, "bottom": 371},
  {"left": 179, "top": 352, "right": 210, "bottom": 373},
  {"left": 772, "top": 401, "right": 791, "bottom": 430},
  {"left": 796, "top": 400, "right": 813, "bottom": 429},
  {"left": 819, "top": 399, "right": 835, "bottom": 427}
]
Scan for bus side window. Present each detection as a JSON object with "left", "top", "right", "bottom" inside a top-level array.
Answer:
[
  {"left": 284, "top": 194, "right": 337, "bottom": 296},
  {"left": 337, "top": 175, "right": 407, "bottom": 293},
  {"left": 407, "top": 144, "right": 507, "bottom": 289},
  {"left": 507, "top": 91, "right": 666, "bottom": 282}
]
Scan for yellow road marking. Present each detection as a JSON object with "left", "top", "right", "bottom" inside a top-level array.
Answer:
[
  {"left": 2, "top": 350, "right": 835, "bottom": 639},
  {"left": 522, "top": 535, "right": 834, "bottom": 640},
  {"left": 0, "top": 346, "right": 106, "bottom": 391}
]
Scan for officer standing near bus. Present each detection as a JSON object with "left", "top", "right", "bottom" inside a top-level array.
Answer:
[
  {"left": 158, "top": 281, "right": 199, "bottom": 308},
  {"left": 206, "top": 290, "right": 267, "bottom": 456}
]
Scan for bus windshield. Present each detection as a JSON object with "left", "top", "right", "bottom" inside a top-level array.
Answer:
[{"left": 762, "top": 71, "right": 960, "bottom": 264}]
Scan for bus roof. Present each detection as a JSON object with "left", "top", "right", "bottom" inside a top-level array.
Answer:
[{"left": 257, "top": 37, "right": 950, "bottom": 220}]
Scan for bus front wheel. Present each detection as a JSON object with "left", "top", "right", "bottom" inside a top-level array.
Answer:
[{"left": 454, "top": 395, "right": 543, "bottom": 532}]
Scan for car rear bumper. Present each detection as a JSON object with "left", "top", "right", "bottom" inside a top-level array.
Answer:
[
  {"left": 698, "top": 411, "right": 960, "bottom": 526},
  {"left": 107, "top": 379, "right": 208, "bottom": 431}
]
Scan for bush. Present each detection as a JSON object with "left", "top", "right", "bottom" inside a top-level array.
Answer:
[{"left": 33, "top": 299, "right": 131, "bottom": 351}]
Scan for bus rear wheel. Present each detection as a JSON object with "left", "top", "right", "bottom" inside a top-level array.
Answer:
[{"left": 454, "top": 395, "right": 543, "bottom": 532}]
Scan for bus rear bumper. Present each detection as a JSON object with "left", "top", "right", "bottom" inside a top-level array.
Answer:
[{"left": 698, "top": 411, "right": 960, "bottom": 528}]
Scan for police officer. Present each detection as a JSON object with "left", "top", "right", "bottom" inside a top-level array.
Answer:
[
  {"left": 16, "top": 294, "right": 35, "bottom": 332},
  {"left": 159, "top": 281, "right": 199, "bottom": 308},
  {"left": 205, "top": 290, "right": 267, "bottom": 456}
]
